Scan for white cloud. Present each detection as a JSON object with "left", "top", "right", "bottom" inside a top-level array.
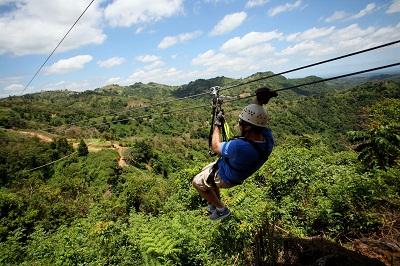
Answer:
[
  {"left": 268, "top": 0, "right": 302, "bottom": 17},
  {"left": 106, "top": 77, "right": 122, "bottom": 84},
  {"left": 158, "top": 30, "right": 202, "bottom": 49},
  {"left": 239, "top": 43, "right": 276, "bottom": 57},
  {"left": 324, "top": 11, "right": 347, "bottom": 23},
  {"left": 104, "top": 0, "right": 184, "bottom": 27},
  {"left": 367, "top": 23, "right": 400, "bottom": 41},
  {"left": 221, "top": 31, "right": 282, "bottom": 53},
  {"left": 136, "top": 55, "right": 161, "bottom": 62},
  {"left": 210, "top": 12, "right": 247, "bottom": 36},
  {"left": 286, "top": 27, "right": 336, "bottom": 42},
  {"left": 97, "top": 57, "right": 126, "bottom": 68},
  {"left": 248, "top": 57, "right": 289, "bottom": 71},
  {"left": 279, "top": 40, "right": 322, "bottom": 56},
  {"left": 119, "top": 67, "right": 195, "bottom": 86},
  {"left": 325, "top": 3, "right": 378, "bottom": 23},
  {"left": 279, "top": 22, "right": 400, "bottom": 59},
  {"left": 143, "top": 60, "right": 165, "bottom": 70},
  {"left": 386, "top": 0, "right": 400, "bottom": 13},
  {"left": 0, "top": 0, "right": 106, "bottom": 56},
  {"left": 191, "top": 50, "right": 216, "bottom": 65},
  {"left": 245, "top": 0, "right": 269, "bottom": 8},
  {"left": 4, "top": 83, "right": 24, "bottom": 92},
  {"left": 348, "top": 3, "right": 377, "bottom": 20},
  {"left": 45, "top": 55, "right": 93, "bottom": 74},
  {"left": 328, "top": 24, "right": 375, "bottom": 42},
  {"left": 191, "top": 49, "right": 257, "bottom": 74},
  {"left": 158, "top": 36, "right": 178, "bottom": 49},
  {"left": 135, "top": 26, "right": 145, "bottom": 34},
  {"left": 40, "top": 80, "right": 92, "bottom": 92}
]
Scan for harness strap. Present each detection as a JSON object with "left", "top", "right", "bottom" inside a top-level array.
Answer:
[
  {"left": 206, "top": 138, "right": 270, "bottom": 187},
  {"left": 206, "top": 161, "right": 219, "bottom": 187},
  {"left": 224, "top": 138, "right": 270, "bottom": 173}
]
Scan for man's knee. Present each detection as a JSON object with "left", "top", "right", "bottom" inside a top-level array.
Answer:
[{"left": 192, "top": 176, "right": 210, "bottom": 192}]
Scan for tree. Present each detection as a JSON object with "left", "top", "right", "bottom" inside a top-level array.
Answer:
[
  {"left": 347, "top": 98, "right": 400, "bottom": 170},
  {"left": 124, "top": 140, "right": 153, "bottom": 168},
  {"left": 77, "top": 139, "right": 89, "bottom": 156},
  {"left": 50, "top": 138, "right": 74, "bottom": 160},
  {"left": 94, "top": 117, "right": 110, "bottom": 133}
]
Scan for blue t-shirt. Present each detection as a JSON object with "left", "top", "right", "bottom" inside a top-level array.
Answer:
[{"left": 218, "top": 127, "right": 274, "bottom": 185}]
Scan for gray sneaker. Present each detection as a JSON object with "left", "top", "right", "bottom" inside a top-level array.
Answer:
[
  {"left": 207, "top": 204, "right": 216, "bottom": 213},
  {"left": 209, "top": 207, "right": 231, "bottom": 221}
]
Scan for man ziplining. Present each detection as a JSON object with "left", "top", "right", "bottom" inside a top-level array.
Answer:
[{"left": 192, "top": 88, "right": 277, "bottom": 221}]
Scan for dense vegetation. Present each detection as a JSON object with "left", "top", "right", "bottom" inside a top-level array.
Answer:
[{"left": 0, "top": 72, "right": 399, "bottom": 265}]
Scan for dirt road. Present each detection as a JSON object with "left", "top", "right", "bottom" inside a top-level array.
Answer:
[{"left": 18, "top": 131, "right": 128, "bottom": 167}]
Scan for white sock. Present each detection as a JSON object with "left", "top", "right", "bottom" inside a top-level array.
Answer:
[{"left": 216, "top": 206, "right": 225, "bottom": 212}]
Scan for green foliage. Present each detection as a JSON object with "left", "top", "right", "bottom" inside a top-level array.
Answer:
[
  {"left": 0, "top": 228, "right": 26, "bottom": 265},
  {"left": 0, "top": 131, "right": 54, "bottom": 186},
  {"left": 124, "top": 140, "right": 153, "bottom": 168},
  {"left": 139, "top": 224, "right": 182, "bottom": 265},
  {"left": 0, "top": 76, "right": 399, "bottom": 265},
  {"left": 77, "top": 139, "right": 89, "bottom": 156},
  {"left": 21, "top": 219, "right": 142, "bottom": 265},
  {"left": 348, "top": 98, "right": 400, "bottom": 170},
  {"left": 118, "top": 170, "right": 172, "bottom": 215},
  {"left": 50, "top": 137, "right": 75, "bottom": 160},
  {"left": 257, "top": 139, "right": 394, "bottom": 239}
]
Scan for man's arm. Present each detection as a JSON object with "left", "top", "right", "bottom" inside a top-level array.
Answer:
[
  {"left": 212, "top": 125, "right": 222, "bottom": 155},
  {"left": 253, "top": 98, "right": 263, "bottom": 105},
  {"left": 255, "top": 88, "right": 278, "bottom": 105}
]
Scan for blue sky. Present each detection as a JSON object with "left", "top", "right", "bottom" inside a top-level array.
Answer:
[{"left": 0, "top": 0, "right": 399, "bottom": 98}]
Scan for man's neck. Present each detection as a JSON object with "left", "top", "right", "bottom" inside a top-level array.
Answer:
[{"left": 244, "top": 132, "right": 264, "bottom": 142}]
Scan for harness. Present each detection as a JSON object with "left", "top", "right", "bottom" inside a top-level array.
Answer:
[
  {"left": 223, "top": 137, "right": 270, "bottom": 173},
  {"left": 206, "top": 137, "right": 270, "bottom": 187}
]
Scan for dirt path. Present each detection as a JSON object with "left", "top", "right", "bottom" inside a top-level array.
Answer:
[
  {"left": 17, "top": 130, "right": 128, "bottom": 167},
  {"left": 19, "top": 131, "right": 53, "bottom": 142},
  {"left": 113, "top": 144, "right": 128, "bottom": 167}
]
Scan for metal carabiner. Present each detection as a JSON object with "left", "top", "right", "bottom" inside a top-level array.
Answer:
[
  {"left": 210, "top": 86, "right": 223, "bottom": 108},
  {"left": 210, "top": 86, "right": 220, "bottom": 98}
]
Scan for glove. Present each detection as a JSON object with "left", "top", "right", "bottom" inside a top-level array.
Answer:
[
  {"left": 255, "top": 87, "right": 278, "bottom": 104},
  {"left": 214, "top": 110, "right": 225, "bottom": 127}
]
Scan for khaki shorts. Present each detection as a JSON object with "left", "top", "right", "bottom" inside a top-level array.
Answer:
[{"left": 192, "top": 162, "right": 236, "bottom": 191}]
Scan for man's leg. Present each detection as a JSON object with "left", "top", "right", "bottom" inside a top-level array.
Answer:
[
  {"left": 192, "top": 167, "right": 233, "bottom": 221},
  {"left": 213, "top": 187, "right": 221, "bottom": 201},
  {"left": 192, "top": 184, "right": 224, "bottom": 209}
]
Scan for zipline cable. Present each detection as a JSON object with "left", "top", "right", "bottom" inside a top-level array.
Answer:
[
  {"left": 30, "top": 39, "right": 400, "bottom": 134},
  {"left": 274, "top": 62, "right": 400, "bottom": 92},
  {"left": 39, "top": 90, "right": 209, "bottom": 133},
  {"left": 223, "top": 62, "right": 400, "bottom": 103},
  {"left": 219, "top": 39, "right": 400, "bottom": 92},
  {"left": 46, "top": 39, "right": 400, "bottom": 130},
  {"left": 69, "top": 61, "right": 400, "bottom": 128},
  {"left": 28, "top": 151, "right": 78, "bottom": 171},
  {"left": 73, "top": 103, "right": 210, "bottom": 130},
  {"left": 22, "top": 61, "right": 400, "bottom": 171},
  {"left": 19, "top": 0, "right": 95, "bottom": 96}
]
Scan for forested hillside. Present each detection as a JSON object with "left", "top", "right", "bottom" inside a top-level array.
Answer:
[{"left": 0, "top": 72, "right": 399, "bottom": 265}]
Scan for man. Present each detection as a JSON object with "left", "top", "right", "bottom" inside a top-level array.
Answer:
[{"left": 192, "top": 88, "right": 276, "bottom": 221}]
